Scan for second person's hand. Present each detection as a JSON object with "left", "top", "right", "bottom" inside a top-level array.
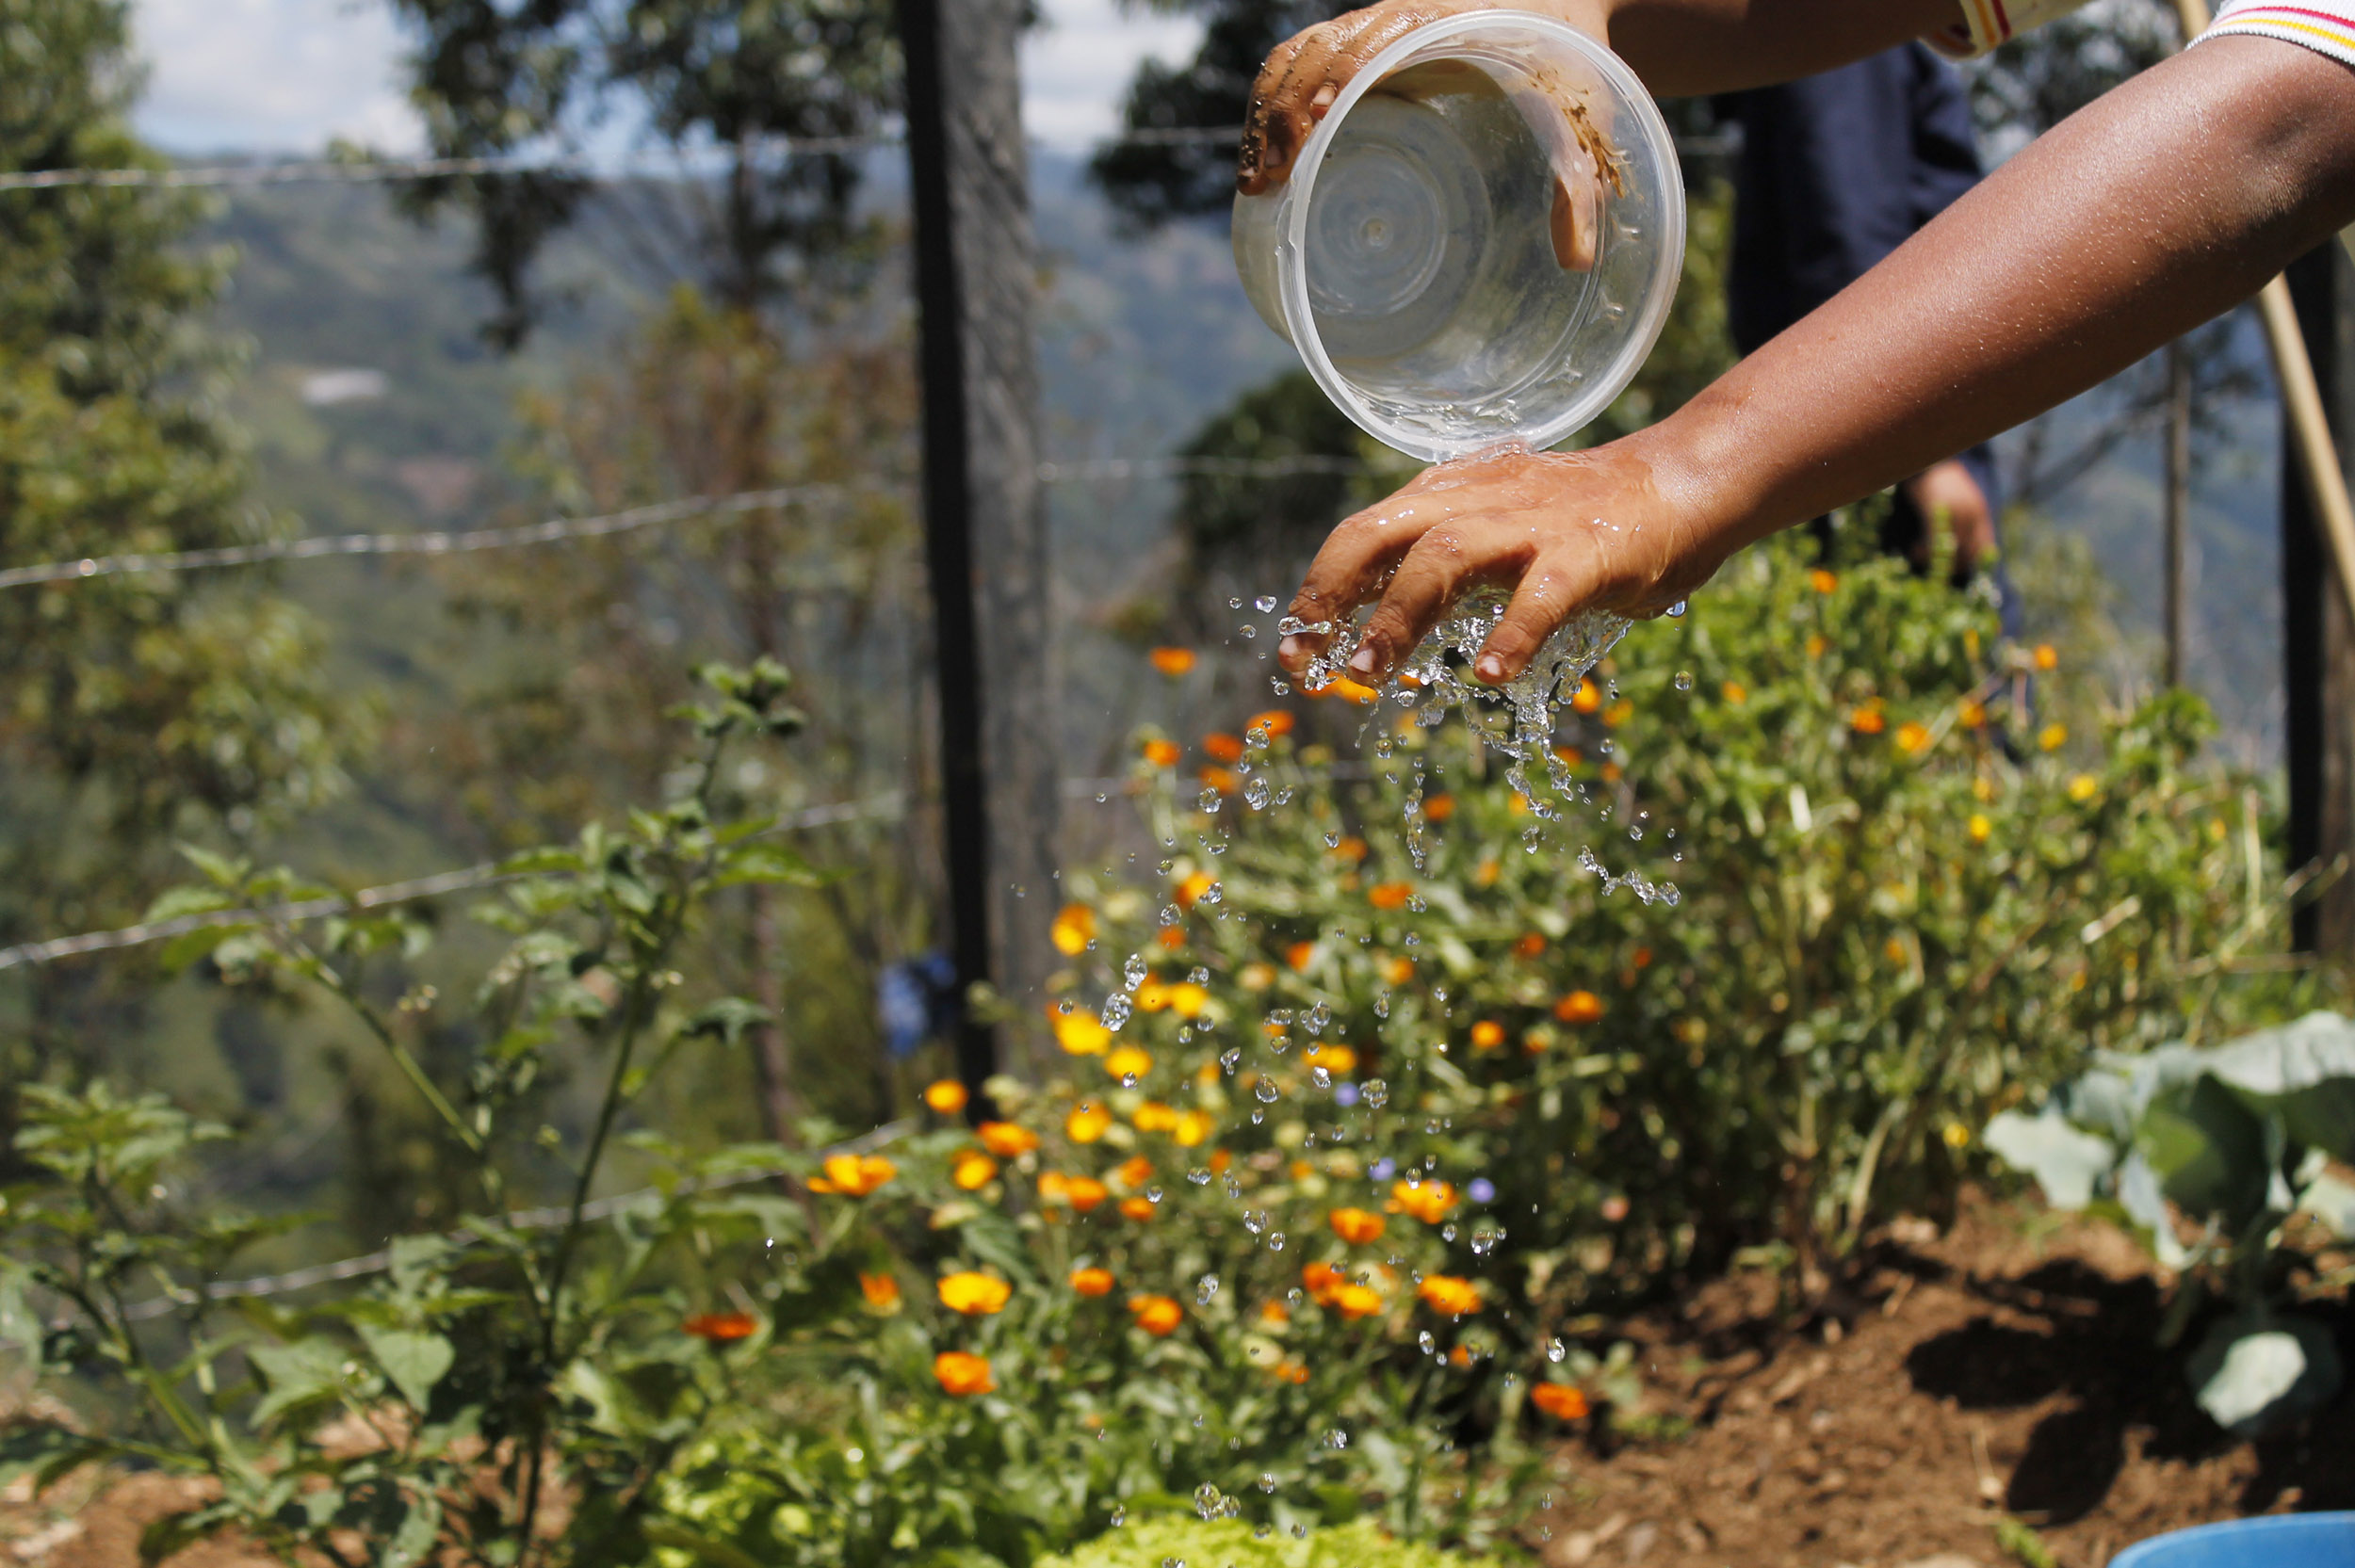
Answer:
[{"left": 1275, "top": 436, "right": 1732, "bottom": 688}]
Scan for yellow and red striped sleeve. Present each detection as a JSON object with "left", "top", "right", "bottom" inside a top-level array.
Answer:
[{"left": 2203, "top": 0, "right": 2355, "bottom": 68}]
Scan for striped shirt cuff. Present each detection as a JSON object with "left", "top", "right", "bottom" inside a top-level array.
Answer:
[{"left": 2203, "top": 0, "right": 2355, "bottom": 69}]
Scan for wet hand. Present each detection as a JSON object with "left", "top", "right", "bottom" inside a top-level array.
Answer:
[{"left": 1275, "top": 441, "right": 1726, "bottom": 688}]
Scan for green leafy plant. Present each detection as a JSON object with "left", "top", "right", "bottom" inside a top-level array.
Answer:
[
  {"left": 1033, "top": 1516, "right": 1515, "bottom": 1568},
  {"left": 1985, "top": 1010, "right": 2354, "bottom": 1434}
]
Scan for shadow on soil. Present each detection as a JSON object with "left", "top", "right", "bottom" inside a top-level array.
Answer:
[{"left": 1901, "top": 1256, "right": 2355, "bottom": 1522}]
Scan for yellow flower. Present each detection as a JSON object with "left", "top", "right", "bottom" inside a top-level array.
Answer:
[
  {"left": 1389, "top": 1179, "right": 1457, "bottom": 1225},
  {"left": 934, "top": 1350, "right": 994, "bottom": 1396},
  {"left": 1132, "top": 1100, "right": 1180, "bottom": 1134},
  {"left": 1553, "top": 990, "right": 1604, "bottom": 1026},
  {"left": 1885, "top": 936, "right": 1908, "bottom": 964},
  {"left": 1055, "top": 1010, "right": 1113, "bottom": 1056},
  {"left": 1302, "top": 1042, "right": 1357, "bottom": 1075},
  {"left": 1049, "top": 902, "right": 1096, "bottom": 956},
  {"left": 1895, "top": 721, "right": 1931, "bottom": 755},
  {"left": 1368, "top": 881, "right": 1414, "bottom": 911},
  {"left": 1065, "top": 1174, "right": 1109, "bottom": 1212},
  {"left": 1417, "top": 1274, "right": 1482, "bottom": 1316},
  {"left": 1115, "top": 1154, "right": 1155, "bottom": 1188},
  {"left": 1571, "top": 678, "right": 1601, "bottom": 714},
  {"left": 1601, "top": 699, "right": 1633, "bottom": 728},
  {"left": 1959, "top": 700, "right": 1987, "bottom": 729},
  {"left": 1968, "top": 813, "right": 1992, "bottom": 844},
  {"left": 1198, "top": 766, "right": 1241, "bottom": 796},
  {"left": 1134, "top": 980, "right": 1171, "bottom": 1012},
  {"left": 1943, "top": 1121, "right": 1973, "bottom": 1150},
  {"left": 1105, "top": 1045, "right": 1154, "bottom": 1083},
  {"left": 1066, "top": 1101, "right": 1113, "bottom": 1143},
  {"left": 1721, "top": 681, "right": 1747, "bottom": 705},
  {"left": 1069, "top": 1266, "right": 1115, "bottom": 1297},
  {"left": 858, "top": 1271, "right": 901, "bottom": 1310},
  {"left": 937, "top": 1271, "right": 1012, "bottom": 1316},
  {"left": 951, "top": 1151, "right": 999, "bottom": 1190},
  {"left": 1328, "top": 1206, "right": 1386, "bottom": 1244},
  {"left": 2067, "top": 773, "right": 2099, "bottom": 802},
  {"left": 922, "top": 1078, "right": 968, "bottom": 1114},
  {"left": 1470, "top": 1021, "right": 1505, "bottom": 1050},
  {"left": 1118, "top": 1195, "right": 1158, "bottom": 1222},
  {"left": 1129, "top": 1294, "right": 1183, "bottom": 1335},
  {"left": 1247, "top": 709, "right": 1296, "bottom": 740},
  {"left": 1148, "top": 646, "right": 1196, "bottom": 676},
  {"left": 977, "top": 1121, "right": 1039, "bottom": 1157},
  {"left": 1850, "top": 703, "right": 1887, "bottom": 736},
  {"left": 1142, "top": 736, "right": 1182, "bottom": 768},
  {"left": 2032, "top": 643, "right": 2058, "bottom": 672},
  {"left": 1176, "top": 870, "right": 1218, "bottom": 908},
  {"left": 1174, "top": 1109, "right": 1213, "bottom": 1147},
  {"left": 1167, "top": 981, "right": 1209, "bottom": 1017},
  {"left": 1809, "top": 567, "right": 1838, "bottom": 594},
  {"left": 1332, "top": 1284, "right": 1384, "bottom": 1320},
  {"left": 1805, "top": 633, "right": 1827, "bottom": 658},
  {"left": 2038, "top": 722, "right": 2068, "bottom": 752},
  {"left": 1382, "top": 956, "right": 1416, "bottom": 986},
  {"left": 808, "top": 1153, "right": 896, "bottom": 1196}
]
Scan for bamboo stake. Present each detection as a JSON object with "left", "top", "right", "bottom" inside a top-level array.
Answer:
[{"left": 2172, "top": 0, "right": 2355, "bottom": 624}]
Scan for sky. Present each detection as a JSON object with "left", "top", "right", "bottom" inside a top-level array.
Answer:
[{"left": 129, "top": 0, "right": 1203, "bottom": 156}]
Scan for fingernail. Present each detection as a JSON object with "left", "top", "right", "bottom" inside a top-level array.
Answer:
[
  {"left": 1348, "top": 644, "right": 1379, "bottom": 675},
  {"left": 1278, "top": 635, "right": 1304, "bottom": 663},
  {"left": 1475, "top": 655, "right": 1506, "bottom": 684}
]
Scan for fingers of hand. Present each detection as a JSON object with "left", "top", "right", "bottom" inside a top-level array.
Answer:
[
  {"left": 1240, "top": 32, "right": 1313, "bottom": 194},
  {"left": 1351, "top": 518, "right": 1530, "bottom": 680},
  {"left": 1477, "top": 558, "right": 1583, "bottom": 684},
  {"left": 1279, "top": 504, "right": 1434, "bottom": 673}
]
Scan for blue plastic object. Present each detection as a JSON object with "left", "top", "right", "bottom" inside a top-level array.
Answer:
[{"left": 2110, "top": 1513, "right": 2355, "bottom": 1568}]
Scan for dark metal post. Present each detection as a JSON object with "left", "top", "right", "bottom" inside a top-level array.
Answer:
[
  {"left": 2282, "top": 244, "right": 2355, "bottom": 955},
  {"left": 2164, "top": 343, "right": 2191, "bottom": 689},
  {"left": 901, "top": 0, "right": 1060, "bottom": 1090}
]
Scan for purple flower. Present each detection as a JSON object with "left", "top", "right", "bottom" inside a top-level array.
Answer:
[
  {"left": 1467, "top": 1177, "right": 1496, "bottom": 1205},
  {"left": 1333, "top": 1082, "right": 1359, "bottom": 1107},
  {"left": 1368, "top": 1156, "right": 1396, "bottom": 1182}
]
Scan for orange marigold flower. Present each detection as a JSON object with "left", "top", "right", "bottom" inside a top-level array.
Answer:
[
  {"left": 1381, "top": 956, "right": 1415, "bottom": 987},
  {"left": 1721, "top": 681, "right": 1747, "bottom": 705},
  {"left": 1600, "top": 762, "right": 1623, "bottom": 784},
  {"left": 1571, "top": 678, "right": 1602, "bottom": 714},
  {"left": 1302, "top": 1261, "right": 1345, "bottom": 1303},
  {"left": 1274, "top": 1358, "right": 1311, "bottom": 1383},
  {"left": 1104, "top": 1045, "right": 1154, "bottom": 1082},
  {"left": 1331, "top": 835, "right": 1369, "bottom": 864},
  {"left": 1514, "top": 931, "right": 1547, "bottom": 959},
  {"left": 934, "top": 1350, "right": 995, "bottom": 1396},
  {"left": 1176, "top": 870, "right": 1218, "bottom": 908},
  {"left": 1055, "top": 1011, "right": 1112, "bottom": 1056},
  {"left": 1602, "top": 700, "right": 1633, "bottom": 728},
  {"left": 1247, "top": 709, "right": 1296, "bottom": 739},
  {"left": 1287, "top": 940, "right": 1318, "bottom": 972},
  {"left": 1115, "top": 1154, "right": 1155, "bottom": 1188},
  {"left": 1332, "top": 1284, "right": 1385, "bottom": 1319},
  {"left": 1389, "top": 1179, "right": 1457, "bottom": 1225},
  {"left": 1809, "top": 567, "right": 1839, "bottom": 594},
  {"left": 1805, "top": 633, "right": 1828, "bottom": 658},
  {"left": 1523, "top": 1026, "right": 1553, "bottom": 1054},
  {"left": 1157, "top": 926, "right": 1186, "bottom": 950},
  {"left": 1037, "top": 1170, "right": 1071, "bottom": 1204},
  {"left": 1449, "top": 1345, "right": 1473, "bottom": 1368},
  {"left": 1553, "top": 990, "right": 1604, "bottom": 1026},
  {"left": 1530, "top": 1382, "right": 1589, "bottom": 1420},
  {"left": 1884, "top": 936, "right": 1908, "bottom": 964},
  {"left": 1209, "top": 1148, "right": 1231, "bottom": 1173},
  {"left": 1260, "top": 1300, "right": 1291, "bottom": 1325},
  {"left": 1328, "top": 1206, "right": 1387, "bottom": 1244},
  {"left": 1167, "top": 981, "right": 1208, "bottom": 1016},
  {"left": 1148, "top": 646, "right": 1197, "bottom": 677},
  {"left": 1049, "top": 902, "right": 1096, "bottom": 956},
  {"left": 1959, "top": 699, "right": 1988, "bottom": 728},
  {"left": 2039, "top": 722, "right": 2068, "bottom": 752},
  {"left": 1175, "top": 1109, "right": 1214, "bottom": 1147},
  {"left": 1303, "top": 1042, "right": 1356, "bottom": 1075},
  {"left": 1368, "top": 881, "right": 1414, "bottom": 911},
  {"left": 2033, "top": 642, "right": 2059, "bottom": 672},
  {"left": 1476, "top": 856, "right": 1502, "bottom": 887},
  {"left": 1066, "top": 1175, "right": 1110, "bottom": 1213},
  {"left": 1070, "top": 1266, "right": 1116, "bottom": 1297},
  {"left": 1142, "top": 736, "right": 1182, "bottom": 768},
  {"left": 1131, "top": 1101, "right": 1179, "bottom": 1135},
  {"left": 1422, "top": 793, "right": 1455, "bottom": 823},
  {"left": 1118, "top": 1195, "right": 1158, "bottom": 1222},
  {"left": 1134, "top": 980, "right": 1171, "bottom": 1012},
  {"left": 1198, "top": 766, "right": 1241, "bottom": 796},
  {"left": 683, "top": 1311, "right": 758, "bottom": 1342},
  {"left": 808, "top": 1153, "right": 897, "bottom": 1196},
  {"left": 951, "top": 1151, "right": 999, "bottom": 1190},
  {"left": 937, "top": 1271, "right": 1012, "bottom": 1316},
  {"left": 1066, "top": 1102, "right": 1113, "bottom": 1143},
  {"left": 858, "top": 1271, "right": 901, "bottom": 1309},
  {"left": 978, "top": 1121, "right": 1039, "bottom": 1157},
  {"left": 1895, "top": 720, "right": 1932, "bottom": 755},
  {"left": 1314, "top": 674, "right": 1379, "bottom": 704},
  {"left": 1129, "top": 1294, "right": 1184, "bottom": 1335},
  {"left": 1470, "top": 1020, "right": 1505, "bottom": 1050},
  {"left": 1632, "top": 946, "right": 1652, "bottom": 968},
  {"left": 1417, "top": 1274, "right": 1482, "bottom": 1316},
  {"left": 1203, "top": 732, "right": 1245, "bottom": 764},
  {"left": 1850, "top": 703, "right": 1887, "bottom": 736},
  {"left": 922, "top": 1078, "right": 969, "bottom": 1115}
]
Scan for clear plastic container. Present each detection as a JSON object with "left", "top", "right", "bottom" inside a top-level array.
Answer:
[{"left": 1233, "top": 10, "right": 1685, "bottom": 462}]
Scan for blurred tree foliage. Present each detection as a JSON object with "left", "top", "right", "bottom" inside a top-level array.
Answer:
[
  {"left": 0, "top": 0, "right": 362, "bottom": 1114},
  {"left": 386, "top": 0, "right": 902, "bottom": 345}
]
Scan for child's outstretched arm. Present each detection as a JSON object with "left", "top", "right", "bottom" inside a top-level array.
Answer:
[{"left": 1275, "top": 35, "right": 2355, "bottom": 688}]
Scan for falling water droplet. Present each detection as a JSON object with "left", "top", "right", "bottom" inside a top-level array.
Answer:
[
  {"left": 1196, "top": 1274, "right": 1220, "bottom": 1305},
  {"left": 1674, "top": 670, "right": 1693, "bottom": 691},
  {"left": 1363, "top": 1078, "right": 1389, "bottom": 1108},
  {"left": 1255, "top": 1077, "right": 1280, "bottom": 1103},
  {"left": 1102, "top": 994, "right": 1133, "bottom": 1030},
  {"left": 1255, "top": 595, "right": 1278, "bottom": 613},
  {"left": 1665, "top": 600, "right": 1687, "bottom": 618},
  {"left": 1547, "top": 1337, "right": 1567, "bottom": 1363}
]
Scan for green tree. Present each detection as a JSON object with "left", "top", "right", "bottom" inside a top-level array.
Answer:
[{"left": 0, "top": 0, "right": 361, "bottom": 1108}]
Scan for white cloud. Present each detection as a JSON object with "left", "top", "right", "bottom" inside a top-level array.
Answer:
[{"left": 129, "top": 0, "right": 1196, "bottom": 159}]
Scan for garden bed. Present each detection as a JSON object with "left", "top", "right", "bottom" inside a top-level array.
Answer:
[
  {"left": 7, "top": 1195, "right": 2344, "bottom": 1568},
  {"left": 1524, "top": 1192, "right": 2352, "bottom": 1568}
]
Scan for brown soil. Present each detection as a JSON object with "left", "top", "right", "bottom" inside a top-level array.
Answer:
[
  {"left": 1524, "top": 1194, "right": 2354, "bottom": 1568},
  {"left": 6, "top": 1195, "right": 2346, "bottom": 1568}
]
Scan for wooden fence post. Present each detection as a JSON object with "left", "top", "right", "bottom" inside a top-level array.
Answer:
[
  {"left": 2282, "top": 242, "right": 2355, "bottom": 955},
  {"left": 901, "top": 0, "right": 1061, "bottom": 1089}
]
